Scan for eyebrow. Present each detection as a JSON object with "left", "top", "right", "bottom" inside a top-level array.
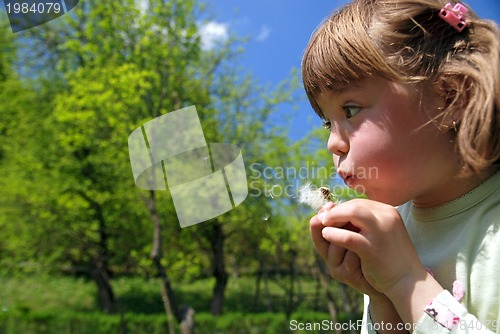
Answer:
[
  {"left": 331, "top": 82, "right": 363, "bottom": 95},
  {"left": 316, "top": 82, "right": 366, "bottom": 119}
]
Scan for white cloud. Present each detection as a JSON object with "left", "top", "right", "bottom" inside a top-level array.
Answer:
[
  {"left": 256, "top": 25, "right": 271, "bottom": 42},
  {"left": 199, "top": 21, "right": 229, "bottom": 50}
]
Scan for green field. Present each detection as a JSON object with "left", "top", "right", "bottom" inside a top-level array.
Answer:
[{"left": 0, "top": 274, "right": 362, "bottom": 333}]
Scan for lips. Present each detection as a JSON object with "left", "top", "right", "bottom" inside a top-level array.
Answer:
[{"left": 337, "top": 170, "right": 354, "bottom": 186}]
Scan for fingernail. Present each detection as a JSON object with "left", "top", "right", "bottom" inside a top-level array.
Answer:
[{"left": 317, "top": 212, "right": 326, "bottom": 222}]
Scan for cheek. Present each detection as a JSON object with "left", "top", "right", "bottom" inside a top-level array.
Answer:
[
  {"left": 349, "top": 123, "right": 418, "bottom": 182},
  {"left": 350, "top": 126, "right": 395, "bottom": 167}
]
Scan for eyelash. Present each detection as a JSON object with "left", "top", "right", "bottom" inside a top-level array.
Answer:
[
  {"left": 322, "top": 105, "right": 361, "bottom": 131},
  {"left": 343, "top": 105, "right": 361, "bottom": 119}
]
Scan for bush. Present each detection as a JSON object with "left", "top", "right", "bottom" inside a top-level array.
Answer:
[
  {"left": 0, "top": 310, "right": 122, "bottom": 334},
  {"left": 0, "top": 275, "right": 363, "bottom": 333},
  {"left": 0, "top": 310, "right": 362, "bottom": 334},
  {"left": 199, "top": 312, "right": 288, "bottom": 334}
]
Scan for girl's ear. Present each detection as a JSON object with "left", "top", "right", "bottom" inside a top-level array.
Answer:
[{"left": 435, "top": 74, "right": 471, "bottom": 131}]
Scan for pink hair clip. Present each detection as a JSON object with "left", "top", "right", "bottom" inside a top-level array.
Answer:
[{"left": 439, "top": 3, "right": 469, "bottom": 32}]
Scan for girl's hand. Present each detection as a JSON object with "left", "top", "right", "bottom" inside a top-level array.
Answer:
[
  {"left": 318, "top": 198, "right": 424, "bottom": 294},
  {"left": 318, "top": 199, "right": 443, "bottom": 325},
  {"left": 309, "top": 201, "right": 380, "bottom": 296}
]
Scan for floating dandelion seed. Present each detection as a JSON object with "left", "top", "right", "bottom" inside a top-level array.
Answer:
[
  {"left": 298, "top": 183, "right": 339, "bottom": 211},
  {"left": 262, "top": 214, "right": 271, "bottom": 229}
]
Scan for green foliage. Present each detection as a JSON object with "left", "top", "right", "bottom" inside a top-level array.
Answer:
[
  {"left": 0, "top": 275, "right": 363, "bottom": 316},
  {"left": 0, "top": 274, "right": 363, "bottom": 332},
  {"left": 0, "top": 311, "right": 123, "bottom": 334},
  {"left": 0, "top": 310, "right": 360, "bottom": 334},
  {"left": 0, "top": 0, "right": 364, "bottom": 326},
  {"left": 0, "top": 275, "right": 96, "bottom": 314},
  {"left": 0, "top": 309, "right": 363, "bottom": 334}
]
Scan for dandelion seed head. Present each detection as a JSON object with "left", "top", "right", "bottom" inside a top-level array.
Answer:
[{"left": 298, "top": 183, "right": 329, "bottom": 211}]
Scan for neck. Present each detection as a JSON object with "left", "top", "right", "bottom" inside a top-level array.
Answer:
[{"left": 412, "top": 165, "right": 500, "bottom": 208}]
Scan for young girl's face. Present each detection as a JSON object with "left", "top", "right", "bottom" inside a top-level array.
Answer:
[{"left": 316, "top": 76, "right": 460, "bottom": 207}]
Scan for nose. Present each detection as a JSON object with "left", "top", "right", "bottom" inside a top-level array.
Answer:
[{"left": 327, "top": 128, "right": 349, "bottom": 156}]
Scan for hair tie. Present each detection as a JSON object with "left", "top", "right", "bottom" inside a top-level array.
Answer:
[{"left": 439, "top": 3, "right": 469, "bottom": 32}]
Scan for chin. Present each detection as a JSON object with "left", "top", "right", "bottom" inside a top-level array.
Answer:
[{"left": 362, "top": 190, "right": 408, "bottom": 207}]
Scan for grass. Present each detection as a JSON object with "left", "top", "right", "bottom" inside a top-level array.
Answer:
[
  {"left": 0, "top": 274, "right": 363, "bottom": 316},
  {"left": 0, "top": 274, "right": 96, "bottom": 314}
]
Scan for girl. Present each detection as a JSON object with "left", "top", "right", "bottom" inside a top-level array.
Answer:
[{"left": 302, "top": 0, "right": 500, "bottom": 333}]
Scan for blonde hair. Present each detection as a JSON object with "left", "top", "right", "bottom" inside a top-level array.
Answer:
[{"left": 302, "top": 0, "right": 500, "bottom": 175}]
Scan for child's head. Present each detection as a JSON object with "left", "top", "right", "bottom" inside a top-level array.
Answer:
[{"left": 302, "top": 0, "right": 500, "bottom": 175}]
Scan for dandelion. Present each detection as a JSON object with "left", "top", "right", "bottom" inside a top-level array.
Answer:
[{"left": 298, "top": 182, "right": 339, "bottom": 211}]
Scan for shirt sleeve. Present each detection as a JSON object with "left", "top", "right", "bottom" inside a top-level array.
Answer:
[
  {"left": 362, "top": 291, "right": 498, "bottom": 334},
  {"left": 414, "top": 290, "right": 497, "bottom": 334},
  {"left": 361, "top": 294, "right": 379, "bottom": 334}
]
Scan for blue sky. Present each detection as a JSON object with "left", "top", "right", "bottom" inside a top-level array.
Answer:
[{"left": 200, "top": 0, "right": 500, "bottom": 141}]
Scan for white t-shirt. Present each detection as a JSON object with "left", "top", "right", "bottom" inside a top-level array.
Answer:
[{"left": 362, "top": 170, "right": 500, "bottom": 333}]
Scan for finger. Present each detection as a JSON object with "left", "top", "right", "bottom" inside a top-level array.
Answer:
[
  {"left": 322, "top": 226, "right": 370, "bottom": 255},
  {"left": 318, "top": 201, "right": 335, "bottom": 213},
  {"left": 310, "top": 201, "right": 336, "bottom": 259},
  {"left": 321, "top": 200, "right": 376, "bottom": 230},
  {"left": 316, "top": 202, "right": 335, "bottom": 222},
  {"left": 330, "top": 250, "right": 361, "bottom": 284},
  {"left": 343, "top": 250, "right": 361, "bottom": 274},
  {"left": 327, "top": 241, "right": 348, "bottom": 268},
  {"left": 341, "top": 251, "right": 380, "bottom": 295},
  {"left": 310, "top": 214, "right": 329, "bottom": 260}
]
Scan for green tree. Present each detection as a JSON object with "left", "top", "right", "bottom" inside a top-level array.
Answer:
[
  {"left": 3, "top": 0, "right": 205, "bottom": 323},
  {"left": 1, "top": 0, "right": 314, "bottom": 330},
  {"left": 49, "top": 63, "right": 156, "bottom": 313}
]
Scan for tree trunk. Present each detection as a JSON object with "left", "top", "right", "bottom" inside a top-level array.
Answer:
[
  {"left": 253, "top": 261, "right": 263, "bottom": 312},
  {"left": 152, "top": 255, "right": 178, "bottom": 334},
  {"left": 90, "top": 257, "right": 116, "bottom": 314},
  {"left": 210, "top": 221, "right": 228, "bottom": 315},
  {"left": 179, "top": 307, "right": 196, "bottom": 334},
  {"left": 141, "top": 130, "right": 199, "bottom": 332},
  {"left": 147, "top": 190, "right": 196, "bottom": 334},
  {"left": 81, "top": 192, "right": 117, "bottom": 315},
  {"left": 264, "top": 265, "right": 273, "bottom": 312}
]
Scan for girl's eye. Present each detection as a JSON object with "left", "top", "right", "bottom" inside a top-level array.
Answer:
[
  {"left": 343, "top": 105, "right": 361, "bottom": 119},
  {"left": 323, "top": 120, "right": 332, "bottom": 131}
]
